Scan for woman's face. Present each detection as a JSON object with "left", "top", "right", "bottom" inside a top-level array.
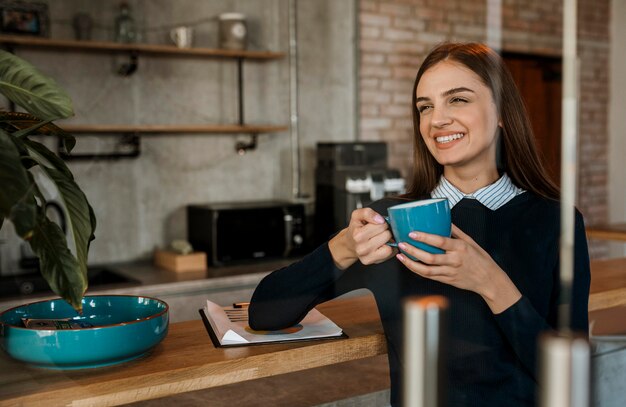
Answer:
[{"left": 415, "top": 61, "right": 501, "bottom": 173}]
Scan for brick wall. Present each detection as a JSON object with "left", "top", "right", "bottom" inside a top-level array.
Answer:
[{"left": 358, "top": 0, "right": 610, "bottom": 258}]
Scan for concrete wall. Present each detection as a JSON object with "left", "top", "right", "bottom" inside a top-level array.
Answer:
[{"left": 0, "top": 0, "right": 357, "bottom": 268}]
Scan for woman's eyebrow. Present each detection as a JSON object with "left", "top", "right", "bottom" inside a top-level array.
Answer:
[
  {"left": 416, "top": 87, "right": 475, "bottom": 104},
  {"left": 442, "top": 87, "right": 475, "bottom": 97}
]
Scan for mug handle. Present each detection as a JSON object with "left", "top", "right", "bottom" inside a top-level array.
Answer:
[
  {"left": 170, "top": 29, "right": 179, "bottom": 45},
  {"left": 383, "top": 216, "right": 397, "bottom": 247}
]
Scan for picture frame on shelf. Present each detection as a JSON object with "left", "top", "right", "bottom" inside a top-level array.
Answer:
[{"left": 0, "top": 1, "right": 49, "bottom": 37}]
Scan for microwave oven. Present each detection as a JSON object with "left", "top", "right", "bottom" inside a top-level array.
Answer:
[{"left": 187, "top": 201, "right": 308, "bottom": 266}]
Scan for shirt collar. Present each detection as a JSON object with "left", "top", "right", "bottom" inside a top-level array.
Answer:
[{"left": 430, "top": 173, "right": 525, "bottom": 210}]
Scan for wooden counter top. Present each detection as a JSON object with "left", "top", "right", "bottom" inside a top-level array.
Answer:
[
  {"left": 0, "top": 296, "right": 386, "bottom": 407},
  {"left": 587, "top": 223, "right": 626, "bottom": 242},
  {"left": 589, "top": 257, "right": 626, "bottom": 311},
  {"left": 0, "top": 258, "right": 622, "bottom": 406}
]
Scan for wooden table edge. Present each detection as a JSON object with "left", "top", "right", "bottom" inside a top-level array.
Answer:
[
  {"left": 589, "top": 288, "right": 626, "bottom": 312},
  {"left": 0, "top": 296, "right": 386, "bottom": 406},
  {"left": 0, "top": 332, "right": 386, "bottom": 406}
]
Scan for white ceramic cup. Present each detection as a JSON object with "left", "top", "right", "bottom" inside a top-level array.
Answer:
[{"left": 170, "top": 26, "right": 193, "bottom": 48}]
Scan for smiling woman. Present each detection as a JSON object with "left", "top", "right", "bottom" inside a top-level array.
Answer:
[
  {"left": 408, "top": 43, "right": 560, "bottom": 201},
  {"left": 415, "top": 62, "right": 501, "bottom": 184},
  {"left": 248, "top": 42, "right": 591, "bottom": 407}
]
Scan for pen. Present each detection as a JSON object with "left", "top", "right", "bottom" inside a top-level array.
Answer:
[{"left": 232, "top": 302, "right": 250, "bottom": 308}]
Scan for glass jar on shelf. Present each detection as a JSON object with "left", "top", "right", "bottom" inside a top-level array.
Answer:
[{"left": 114, "top": 2, "right": 137, "bottom": 43}]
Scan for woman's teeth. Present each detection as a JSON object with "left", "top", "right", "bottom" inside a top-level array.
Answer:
[{"left": 436, "top": 133, "right": 464, "bottom": 143}]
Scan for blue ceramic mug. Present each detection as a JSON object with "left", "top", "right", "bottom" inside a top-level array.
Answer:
[{"left": 385, "top": 198, "right": 451, "bottom": 256}]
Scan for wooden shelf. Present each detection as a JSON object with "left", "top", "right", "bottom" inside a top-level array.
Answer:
[
  {"left": 62, "top": 124, "right": 289, "bottom": 135},
  {"left": 2, "top": 35, "right": 288, "bottom": 158},
  {"left": 0, "top": 35, "right": 285, "bottom": 60}
]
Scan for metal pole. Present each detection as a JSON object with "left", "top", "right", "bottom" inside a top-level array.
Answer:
[
  {"left": 538, "top": 2, "right": 591, "bottom": 406},
  {"left": 288, "top": 0, "right": 301, "bottom": 199},
  {"left": 237, "top": 58, "right": 244, "bottom": 125},
  {"left": 559, "top": 0, "right": 578, "bottom": 332},
  {"left": 539, "top": 332, "right": 590, "bottom": 407},
  {"left": 486, "top": 0, "right": 503, "bottom": 52},
  {"left": 403, "top": 296, "right": 448, "bottom": 407}
]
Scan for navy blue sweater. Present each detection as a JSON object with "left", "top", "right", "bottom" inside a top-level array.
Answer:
[{"left": 249, "top": 193, "right": 591, "bottom": 406}]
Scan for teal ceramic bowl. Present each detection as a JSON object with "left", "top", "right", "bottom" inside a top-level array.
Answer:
[{"left": 0, "top": 295, "right": 169, "bottom": 370}]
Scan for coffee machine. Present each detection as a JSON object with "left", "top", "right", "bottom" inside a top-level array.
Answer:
[{"left": 314, "top": 142, "right": 405, "bottom": 244}]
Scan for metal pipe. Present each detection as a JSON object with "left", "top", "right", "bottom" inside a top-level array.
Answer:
[
  {"left": 538, "top": 3, "right": 591, "bottom": 407},
  {"left": 353, "top": 0, "right": 361, "bottom": 140},
  {"left": 288, "top": 0, "right": 301, "bottom": 199},
  {"left": 559, "top": 0, "right": 578, "bottom": 331},
  {"left": 486, "top": 0, "right": 503, "bottom": 52},
  {"left": 403, "top": 296, "right": 448, "bottom": 407},
  {"left": 237, "top": 58, "right": 244, "bottom": 125},
  {"left": 539, "top": 332, "right": 590, "bottom": 407}
]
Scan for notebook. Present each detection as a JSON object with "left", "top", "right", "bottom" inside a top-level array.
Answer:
[{"left": 199, "top": 300, "right": 346, "bottom": 347}]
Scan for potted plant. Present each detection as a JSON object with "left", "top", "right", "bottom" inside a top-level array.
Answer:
[{"left": 0, "top": 50, "right": 96, "bottom": 312}]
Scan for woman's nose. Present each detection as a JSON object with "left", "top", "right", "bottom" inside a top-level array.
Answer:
[{"left": 431, "top": 107, "right": 452, "bottom": 128}]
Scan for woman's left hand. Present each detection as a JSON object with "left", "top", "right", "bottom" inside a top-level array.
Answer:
[{"left": 396, "top": 224, "right": 522, "bottom": 314}]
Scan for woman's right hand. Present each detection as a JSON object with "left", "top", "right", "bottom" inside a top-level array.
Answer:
[{"left": 328, "top": 208, "right": 396, "bottom": 270}]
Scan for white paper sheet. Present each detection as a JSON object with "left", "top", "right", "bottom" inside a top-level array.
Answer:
[{"left": 204, "top": 300, "right": 343, "bottom": 346}]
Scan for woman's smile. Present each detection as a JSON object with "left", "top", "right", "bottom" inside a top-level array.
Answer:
[{"left": 434, "top": 131, "right": 466, "bottom": 148}]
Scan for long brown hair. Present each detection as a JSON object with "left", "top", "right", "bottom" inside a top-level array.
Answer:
[{"left": 405, "top": 42, "right": 559, "bottom": 200}]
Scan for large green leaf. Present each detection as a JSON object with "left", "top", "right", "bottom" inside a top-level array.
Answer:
[
  {"left": 0, "top": 50, "right": 74, "bottom": 121},
  {"left": 0, "top": 111, "right": 76, "bottom": 153},
  {"left": 43, "top": 166, "right": 94, "bottom": 275},
  {"left": 25, "top": 142, "right": 95, "bottom": 310},
  {"left": 0, "top": 129, "right": 37, "bottom": 237},
  {"left": 25, "top": 139, "right": 96, "bottom": 244},
  {"left": 87, "top": 203, "right": 97, "bottom": 249},
  {"left": 28, "top": 216, "right": 86, "bottom": 312},
  {"left": 24, "top": 138, "right": 74, "bottom": 180}
]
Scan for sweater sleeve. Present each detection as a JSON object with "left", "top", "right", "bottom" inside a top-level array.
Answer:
[
  {"left": 493, "top": 210, "right": 591, "bottom": 378},
  {"left": 248, "top": 243, "right": 343, "bottom": 330},
  {"left": 248, "top": 197, "right": 399, "bottom": 331}
]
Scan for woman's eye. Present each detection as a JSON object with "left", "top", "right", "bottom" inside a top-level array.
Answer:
[
  {"left": 417, "top": 105, "right": 432, "bottom": 114},
  {"left": 450, "top": 97, "right": 468, "bottom": 104}
]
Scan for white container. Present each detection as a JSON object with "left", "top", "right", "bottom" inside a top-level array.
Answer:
[
  {"left": 218, "top": 12, "right": 247, "bottom": 50},
  {"left": 170, "top": 26, "right": 193, "bottom": 48}
]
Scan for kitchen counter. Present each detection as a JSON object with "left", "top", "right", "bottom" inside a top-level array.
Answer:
[
  {"left": 587, "top": 222, "right": 626, "bottom": 242},
  {"left": 2, "top": 256, "right": 625, "bottom": 315},
  {"left": 110, "top": 257, "right": 298, "bottom": 286},
  {"left": 0, "top": 296, "right": 386, "bottom": 406},
  {"left": 0, "top": 258, "right": 297, "bottom": 317},
  {"left": 1, "top": 259, "right": 626, "bottom": 406},
  {"left": 588, "top": 257, "right": 626, "bottom": 311}
]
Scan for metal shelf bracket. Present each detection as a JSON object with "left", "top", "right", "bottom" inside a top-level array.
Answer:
[
  {"left": 235, "top": 133, "right": 258, "bottom": 155},
  {"left": 58, "top": 132, "right": 141, "bottom": 160},
  {"left": 116, "top": 51, "right": 139, "bottom": 76}
]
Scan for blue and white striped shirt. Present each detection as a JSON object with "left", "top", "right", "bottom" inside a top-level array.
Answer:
[{"left": 431, "top": 173, "right": 525, "bottom": 210}]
